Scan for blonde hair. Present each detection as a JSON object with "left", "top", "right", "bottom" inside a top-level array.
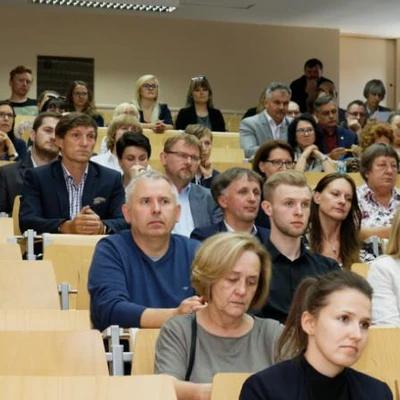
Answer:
[
  {"left": 113, "top": 102, "right": 139, "bottom": 119},
  {"left": 386, "top": 208, "right": 400, "bottom": 258},
  {"left": 133, "top": 74, "right": 161, "bottom": 124},
  {"left": 263, "top": 170, "right": 309, "bottom": 202},
  {"left": 191, "top": 232, "right": 271, "bottom": 310},
  {"left": 106, "top": 114, "right": 141, "bottom": 151},
  {"left": 163, "top": 133, "right": 202, "bottom": 154}
]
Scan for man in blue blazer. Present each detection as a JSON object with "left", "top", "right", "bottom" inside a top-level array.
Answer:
[
  {"left": 240, "top": 82, "right": 291, "bottom": 159},
  {"left": 314, "top": 95, "right": 359, "bottom": 160},
  {"left": 191, "top": 168, "right": 269, "bottom": 244},
  {"left": 160, "top": 133, "right": 222, "bottom": 237},
  {"left": 19, "top": 112, "right": 126, "bottom": 234}
]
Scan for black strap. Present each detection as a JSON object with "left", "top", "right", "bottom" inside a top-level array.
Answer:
[{"left": 184, "top": 312, "right": 197, "bottom": 381}]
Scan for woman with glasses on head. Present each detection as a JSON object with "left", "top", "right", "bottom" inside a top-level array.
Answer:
[
  {"left": 133, "top": 74, "right": 173, "bottom": 134},
  {"left": 252, "top": 140, "right": 295, "bottom": 228},
  {"left": 288, "top": 113, "right": 336, "bottom": 173},
  {"left": 0, "top": 101, "right": 27, "bottom": 161},
  {"left": 64, "top": 80, "right": 104, "bottom": 126},
  {"left": 175, "top": 76, "right": 226, "bottom": 132}
]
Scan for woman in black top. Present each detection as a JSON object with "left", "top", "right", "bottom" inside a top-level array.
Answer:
[
  {"left": 175, "top": 76, "right": 226, "bottom": 132},
  {"left": 240, "top": 270, "right": 393, "bottom": 400}
]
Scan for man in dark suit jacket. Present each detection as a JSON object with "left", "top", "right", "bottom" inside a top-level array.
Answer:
[
  {"left": 160, "top": 133, "right": 222, "bottom": 237},
  {"left": 314, "top": 95, "right": 359, "bottom": 160},
  {"left": 19, "top": 112, "right": 126, "bottom": 234},
  {"left": 191, "top": 168, "right": 269, "bottom": 244},
  {"left": 0, "top": 112, "right": 60, "bottom": 215}
]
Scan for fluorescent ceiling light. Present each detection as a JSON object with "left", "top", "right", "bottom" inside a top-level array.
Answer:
[{"left": 30, "top": 0, "right": 179, "bottom": 12}]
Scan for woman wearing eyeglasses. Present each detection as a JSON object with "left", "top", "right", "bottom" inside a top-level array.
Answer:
[
  {"left": 175, "top": 76, "right": 226, "bottom": 132},
  {"left": 133, "top": 74, "right": 173, "bottom": 134},
  {"left": 64, "top": 81, "right": 104, "bottom": 127},
  {"left": 288, "top": 113, "right": 336, "bottom": 173},
  {"left": 0, "top": 101, "right": 27, "bottom": 161}
]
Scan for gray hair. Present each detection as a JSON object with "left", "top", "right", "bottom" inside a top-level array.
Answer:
[
  {"left": 314, "top": 95, "right": 336, "bottom": 113},
  {"left": 125, "top": 170, "right": 179, "bottom": 204},
  {"left": 265, "top": 82, "right": 292, "bottom": 99}
]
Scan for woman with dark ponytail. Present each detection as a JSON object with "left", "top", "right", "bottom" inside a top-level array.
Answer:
[{"left": 240, "top": 270, "right": 393, "bottom": 400}]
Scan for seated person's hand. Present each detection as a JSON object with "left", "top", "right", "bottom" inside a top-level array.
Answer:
[
  {"left": 153, "top": 120, "right": 166, "bottom": 134},
  {"left": 350, "top": 144, "right": 362, "bottom": 157},
  {"left": 301, "top": 144, "right": 318, "bottom": 158},
  {"left": 347, "top": 118, "right": 361, "bottom": 133},
  {"left": 328, "top": 147, "right": 347, "bottom": 160},
  {"left": 175, "top": 295, "right": 208, "bottom": 316},
  {"left": 129, "top": 164, "right": 147, "bottom": 180},
  {"left": 71, "top": 206, "right": 104, "bottom": 235}
]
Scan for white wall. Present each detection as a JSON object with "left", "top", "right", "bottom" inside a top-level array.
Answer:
[{"left": 0, "top": 5, "right": 340, "bottom": 112}]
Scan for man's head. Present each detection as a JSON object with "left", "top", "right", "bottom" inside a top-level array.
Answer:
[
  {"left": 160, "top": 134, "right": 202, "bottom": 189},
  {"left": 55, "top": 112, "right": 98, "bottom": 166},
  {"left": 287, "top": 101, "right": 300, "bottom": 118},
  {"left": 346, "top": 100, "right": 366, "bottom": 128},
  {"left": 304, "top": 59, "right": 323, "bottom": 81},
  {"left": 211, "top": 168, "right": 263, "bottom": 226},
  {"left": 30, "top": 112, "right": 61, "bottom": 159},
  {"left": 252, "top": 140, "right": 294, "bottom": 179},
  {"left": 116, "top": 131, "right": 151, "bottom": 177},
  {"left": 314, "top": 95, "right": 338, "bottom": 130},
  {"left": 262, "top": 171, "right": 311, "bottom": 238},
  {"left": 360, "top": 143, "right": 399, "bottom": 192},
  {"left": 9, "top": 65, "right": 33, "bottom": 100},
  {"left": 122, "top": 170, "right": 181, "bottom": 240},
  {"left": 264, "top": 82, "right": 291, "bottom": 125}
]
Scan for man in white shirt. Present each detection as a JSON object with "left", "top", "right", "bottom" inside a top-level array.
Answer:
[{"left": 240, "top": 82, "right": 291, "bottom": 159}]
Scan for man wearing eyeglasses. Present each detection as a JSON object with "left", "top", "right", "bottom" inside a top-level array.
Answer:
[
  {"left": 160, "top": 134, "right": 222, "bottom": 237},
  {"left": 240, "top": 82, "right": 291, "bottom": 159},
  {"left": 5, "top": 65, "right": 37, "bottom": 116},
  {"left": 343, "top": 100, "right": 367, "bottom": 137}
]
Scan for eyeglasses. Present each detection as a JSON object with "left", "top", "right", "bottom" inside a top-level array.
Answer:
[
  {"left": 265, "top": 160, "right": 295, "bottom": 168},
  {"left": 166, "top": 151, "right": 200, "bottom": 163},
  {"left": 73, "top": 91, "right": 88, "bottom": 97},
  {"left": 296, "top": 127, "right": 314, "bottom": 136},
  {"left": 0, "top": 112, "right": 15, "bottom": 120},
  {"left": 142, "top": 83, "right": 158, "bottom": 90},
  {"left": 347, "top": 112, "right": 365, "bottom": 118}
]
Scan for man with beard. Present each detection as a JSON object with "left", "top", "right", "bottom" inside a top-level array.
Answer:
[
  {"left": 191, "top": 167, "right": 270, "bottom": 244},
  {"left": 0, "top": 112, "right": 60, "bottom": 215},
  {"left": 160, "top": 133, "right": 222, "bottom": 237},
  {"left": 258, "top": 170, "right": 339, "bottom": 323}
]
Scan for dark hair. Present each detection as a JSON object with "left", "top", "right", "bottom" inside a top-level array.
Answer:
[
  {"left": 287, "top": 113, "right": 325, "bottom": 153},
  {"left": 116, "top": 131, "right": 152, "bottom": 160},
  {"left": 360, "top": 143, "right": 399, "bottom": 181},
  {"left": 304, "top": 58, "right": 323, "bottom": 70},
  {"left": 309, "top": 173, "right": 361, "bottom": 270},
  {"left": 41, "top": 96, "right": 65, "bottom": 113},
  {"left": 186, "top": 76, "right": 214, "bottom": 108},
  {"left": 252, "top": 140, "right": 294, "bottom": 177},
  {"left": 9, "top": 65, "right": 32, "bottom": 80},
  {"left": 210, "top": 167, "right": 263, "bottom": 205},
  {"left": 0, "top": 100, "right": 16, "bottom": 142},
  {"left": 346, "top": 99, "right": 365, "bottom": 112},
  {"left": 314, "top": 95, "right": 336, "bottom": 113},
  {"left": 32, "top": 111, "right": 61, "bottom": 132},
  {"left": 64, "top": 80, "right": 97, "bottom": 116},
  {"left": 276, "top": 270, "right": 372, "bottom": 361},
  {"left": 363, "top": 79, "right": 386, "bottom": 100},
  {"left": 55, "top": 112, "right": 98, "bottom": 139}
]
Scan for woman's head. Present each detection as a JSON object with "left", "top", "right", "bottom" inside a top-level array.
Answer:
[
  {"left": 185, "top": 124, "right": 213, "bottom": 162},
  {"left": 135, "top": 74, "right": 160, "bottom": 105},
  {"left": 106, "top": 114, "right": 141, "bottom": 151},
  {"left": 191, "top": 232, "right": 271, "bottom": 312},
  {"left": 252, "top": 140, "right": 294, "bottom": 179},
  {"left": 0, "top": 101, "right": 16, "bottom": 139},
  {"left": 363, "top": 79, "right": 386, "bottom": 109},
  {"left": 113, "top": 102, "right": 139, "bottom": 119},
  {"left": 388, "top": 112, "right": 400, "bottom": 148},
  {"left": 360, "top": 120, "right": 394, "bottom": 151},
  {"left": 288, "top": 113, "right": 324, "bottom": 151},
  {"left": 186, "top": 76, "right": 213, "bottom": 108},
  {"left": 277, "top": 270, "right": 372, "bottom": 372},
  {"left": 65, "top": 81, "right": 95, "bottom": 114},
  {"left": 37, "top": 90, "right": 60, "bottom": 112}
]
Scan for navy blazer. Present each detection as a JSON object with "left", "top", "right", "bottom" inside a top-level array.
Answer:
[
  {"left": 321, "top": 125, "right": 358, "bottom": 157},
  {"left": 19, "top": 160, "right": 127, "bottom": 234},
  {"left": 0, "top": 154, "right": 33, "bottom": 215},
  {"left": 175, "top": 106, "right": 226, "bottom": 132},
  {"left": 240, "top": 358, "right": 393, "bottom": 400},
  {"left": 190, "top": 220, "right": 270, "bottom": 245}
]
